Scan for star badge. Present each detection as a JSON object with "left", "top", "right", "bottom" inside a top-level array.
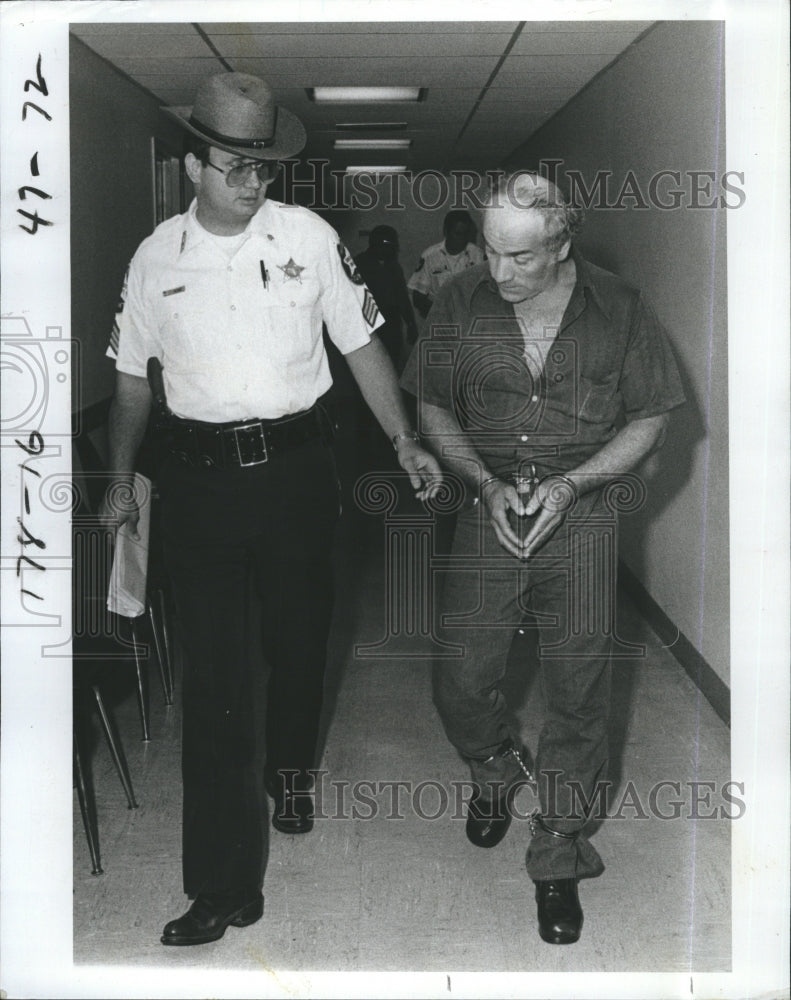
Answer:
[{"left": 278, "top": 257, "right": 305, "bottom": 282}]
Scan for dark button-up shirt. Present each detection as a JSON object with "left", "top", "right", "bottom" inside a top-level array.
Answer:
[{"left": 400, "top": 246, "right": 686, "bottom": 477}]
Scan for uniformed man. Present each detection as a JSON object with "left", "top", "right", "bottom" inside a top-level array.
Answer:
[
  {"left": 101, "top": 72, "right": 441, "bottom": 947},
  {"left": 407, "top": 209, "right": 485, "bottom": 319},
  {"left": 401, "top": 172, "right": 685, "bottom": 946}
]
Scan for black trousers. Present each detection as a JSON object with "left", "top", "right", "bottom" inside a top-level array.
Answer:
[{"left": 158, "top": 440, "right": 341, "bottom": 897}]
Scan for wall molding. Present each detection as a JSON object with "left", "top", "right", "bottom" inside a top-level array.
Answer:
[{"left": 619, "top": 561, "right": 730, "bottom": 728}]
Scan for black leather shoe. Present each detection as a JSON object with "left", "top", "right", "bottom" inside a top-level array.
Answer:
[
  {"left": 466, "top": 743, "right": 535, "bottom": 849},
  {"left": 535, "top": 878, "right": 582, "bottom": 944},
  {"left": 161, "top": 892, "right": 264, "bottom": 946},
  {"left": 264, "top": 771, "right": 314, "bottom": 835},
  {"left": 465, "top": 781, "right": 517, "bottom": 848}
]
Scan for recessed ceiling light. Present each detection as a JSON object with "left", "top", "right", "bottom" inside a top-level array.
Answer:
[
  {"left": 336, "top": 122, "right": 409, "bottom": 131},
  {"left": 344, "top": 165, "right": 409, "bottom": 175},
  {"left": 334, "top": 139, "right": 412, "bottom": 150},
  {"left": 308, "top": 87, "right": 424, "bottom": 104}
]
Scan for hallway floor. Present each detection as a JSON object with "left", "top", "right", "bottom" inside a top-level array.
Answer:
[{"left": 72, "top": 424, "right": 732, "bottom": 987}]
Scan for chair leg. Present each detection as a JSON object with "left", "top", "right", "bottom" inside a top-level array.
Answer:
[
  {"left": 155, "top": 587, "right": 175, "bottom": 702},
  {"left": 147, "top": 599, "right": 173, "bottom": 707},
  {"left": 73, "top": 733, "right": 103, "bottom": 875},
  {"left": 130, "top": 620, "right": 151, "bottom": 742},
  {"left": 91, "top": 684, "right": 138, "bottom": 809}
]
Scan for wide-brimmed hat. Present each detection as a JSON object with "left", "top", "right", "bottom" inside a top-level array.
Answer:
[{"left": 163, "top": 72, "right": 306, "bottom": 160}]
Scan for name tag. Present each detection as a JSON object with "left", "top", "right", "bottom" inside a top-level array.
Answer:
[{"left": 162, "top": 286, "right": 185, "bottom": 297}]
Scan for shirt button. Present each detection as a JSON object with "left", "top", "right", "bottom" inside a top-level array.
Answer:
[
  {"left": 531, "top": 395, "right": 538, "bottom": 402},
  {"left": 521, "top": 434, "right": 529, "bottom": 442},
  {"left": 231, "top": 305, "right": 237, "bottom": 311},
  {"left": 290, "top": 301, "right": 296, "bottom": 307}
]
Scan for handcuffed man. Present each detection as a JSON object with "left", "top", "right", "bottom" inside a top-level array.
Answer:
[{"left": 401, "top": 172, "right": 685, "bottom": 944}]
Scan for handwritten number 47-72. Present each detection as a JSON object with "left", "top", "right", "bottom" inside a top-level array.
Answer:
[{"left": 18, "top": 54, "right": 53, "bottom": 235}]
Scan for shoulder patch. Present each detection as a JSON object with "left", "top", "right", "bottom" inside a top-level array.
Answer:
[
  {"left": 337, "top": 242, "right": 364, "bottom": 285},
  {"left": 109, "top": 263, "right": 130, "bottom": 356}
]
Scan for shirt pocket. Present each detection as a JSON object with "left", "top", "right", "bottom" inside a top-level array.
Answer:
[
  {"left": 577, "top": 372, "right": 621, "bottom": 424},
  {"left": 262, "top": 275, "right": 322, "bottom": 363},
  {"left": 158, "top": 287, "right": 207, "bottom": 374}
]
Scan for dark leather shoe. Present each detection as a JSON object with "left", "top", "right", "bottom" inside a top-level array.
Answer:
[
  {"left": 535, "top": 878, "right": 582, "bottom": 944},
  {"left": 264, "top": 771, "right": 314, "bottom": 835},
  {"left": 465, "top": 781, "right": 517, "bottom": 848},
  {"left": 466, "top": 743, "right": 534, "bottom": 849},
  {"left": 161, "top": 892, "right": 264, "bottom": 946}
]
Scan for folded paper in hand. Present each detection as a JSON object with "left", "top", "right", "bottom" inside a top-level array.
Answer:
[{"left": 107, "top": 473, "right": 151, "bottom": 618}]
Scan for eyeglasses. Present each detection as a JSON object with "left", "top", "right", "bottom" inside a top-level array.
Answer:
[{"left": 205, "top": 158, "right": 279, "bottom": 187}]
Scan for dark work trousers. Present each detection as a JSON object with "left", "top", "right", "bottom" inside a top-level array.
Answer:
[
  {"left": 434, "top": 488, "right": 614, "bottom": 882},
  {"left": 158, "top": 439, "right": 341, "bottom": 897}
]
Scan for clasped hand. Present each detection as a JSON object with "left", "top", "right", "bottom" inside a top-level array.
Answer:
[{"left": 482, "top": 476, "right": 574, "bottom": 560}]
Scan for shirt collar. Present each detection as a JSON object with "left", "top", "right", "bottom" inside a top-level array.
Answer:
[
  {"left": 468, "top": 244, "right": 612, "bottom": 321},
  {"left": 178, "top": 199, "right": 211, "bottom": 256},
  {"left": 178, "top": 198, "right": 270, "bottom": 256}
]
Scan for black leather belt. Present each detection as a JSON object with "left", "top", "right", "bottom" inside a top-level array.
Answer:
[{"left": 164, "top": 405, "right": 332, "bottom": 469}]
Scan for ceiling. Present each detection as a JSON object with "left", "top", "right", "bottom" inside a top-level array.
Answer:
[{"left": 69, "top": 20, "right": 654, "bottom": 173}]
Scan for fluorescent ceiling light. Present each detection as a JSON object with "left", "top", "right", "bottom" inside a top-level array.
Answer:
[
  {"left": 336, "top": 122, "right": 408, "bottom": 131},
  {"left": 334, "top": 139, "right": 411, "bottom": 150},
  {"left": 344, "top": 165, "right": 408, "bottom": 175},
  {"left": 309, "top": 87, "right": 424, "bottom": 104}
]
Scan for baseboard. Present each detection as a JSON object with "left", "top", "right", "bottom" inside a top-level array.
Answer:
[{"left": 618, "top": 561, "right": 730, "bottom": 728}]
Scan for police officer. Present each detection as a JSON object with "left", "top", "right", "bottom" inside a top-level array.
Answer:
[
  {"left": 407, "top": 209, "right": 485, "bottom": 319},
  {"left": 101, "top": 72, "right": 441, "bottom": 947}
]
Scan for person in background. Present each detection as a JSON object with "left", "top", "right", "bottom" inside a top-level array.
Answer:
[
  {"left": 100, "top": 72, "right": 441, "bottom": 948},
  {"left": 407, "top": 209, "right": 485, "bottom": 319},
  {"left": 354, "top": 224, "right": 417, "bottom": 373}
]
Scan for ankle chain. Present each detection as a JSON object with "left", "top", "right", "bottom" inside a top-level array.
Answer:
[{"left": 529, "top": 810, "right": 579, "bottom": 840}]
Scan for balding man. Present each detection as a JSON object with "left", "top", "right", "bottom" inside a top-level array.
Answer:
[{"left": 401, "top": 172, "right": 685, "bottom": 944}]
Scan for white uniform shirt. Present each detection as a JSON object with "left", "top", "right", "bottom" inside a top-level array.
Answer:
[
  {"left": 406, "top": 240, "right": 485, "bottom": 300},
  {"left": 108, "top": 198, "right": 382, "bottom": 422}
]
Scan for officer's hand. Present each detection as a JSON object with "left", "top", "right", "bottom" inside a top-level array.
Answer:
[
  {"left": 395, "top": 441, "right": 444, "bottom": 501},
  {"left": 520, "top": 476, "right": 577, "bottom": 558},
  {"left": 481, "top": 478, "right": 526, "bottom": 559},
  {"left": 98, "top": 477, "right": 141, "bottom": 540}
]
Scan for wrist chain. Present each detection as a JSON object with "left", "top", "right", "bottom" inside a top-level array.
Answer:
[{"left": 478, "top": 475, "right": 500, "bottom": 496}]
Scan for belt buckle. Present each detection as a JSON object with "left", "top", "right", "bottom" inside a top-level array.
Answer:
[{"left": 233, "top": 423, "right": 268, "bottom": 467}]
